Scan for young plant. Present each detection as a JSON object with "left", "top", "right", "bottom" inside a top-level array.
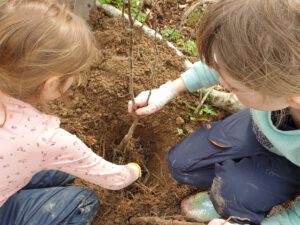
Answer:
[
  {"left": 161, "top": 28, "right": 181, "bottom": 41},
  {"left": 176, "top": 39, "right": 198, "bottom": 56},
  {"left": 118, "top": 0, "right": 139, "bottom": 150},
  {"left": 183, "top": 100, "right": 217, "bottom": 122},
  {"left": 183, "top": 40, "right": 197, "bottom": 56},
  {"left": 199, "top": 105, "right": 217, "bottom": 116}
]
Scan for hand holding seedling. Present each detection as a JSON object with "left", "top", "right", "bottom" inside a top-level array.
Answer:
[{"left": 128, "top": 81, "right": 177, "bottom": 115}]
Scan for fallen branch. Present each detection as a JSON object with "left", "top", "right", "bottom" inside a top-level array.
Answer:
[
  {"left": 207, "top": 88, "right": 245, "bottom": 113},
  {"left": 222, "top": 216, "right": 251, "bottom": 225},
  {"left": 130, "top": 216, "right": 206, "bottom": 225}
]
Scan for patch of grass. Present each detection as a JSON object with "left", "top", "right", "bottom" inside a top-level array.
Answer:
[
  {"left": 161, "top": 28, "right": 181, "bottom": 41},
  {"left": 186, "top": 8, "right": 208, "bottom": 27},
  {"left": 183, "top": 40, "right": 197, "bottom": 56},
  {"left": 177, "top": 39, "right": 197, "bottom": 56}
]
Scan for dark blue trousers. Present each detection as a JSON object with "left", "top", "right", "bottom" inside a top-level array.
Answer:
[
  {"left": 0, "top": 170, "right": 100, "bottom": 225},
  {"left": 167, "top": 109, "right": 300, "bottom": 225}
]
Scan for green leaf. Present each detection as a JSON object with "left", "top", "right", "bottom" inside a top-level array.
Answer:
[
  {"left": 183, "top": 40, "right": 197, "bottom": 56},
  {"left": 161, "top": 28, "right": 181, "bottom": 41},
  {"left": 189, "top": 116, "right": 196, "bottom": 121},
  {"left": 199, "top": 105, "right": 217, "bottom": 116},
  {"left": 177, "top": 128, "right": 185, "bottom": 136}
]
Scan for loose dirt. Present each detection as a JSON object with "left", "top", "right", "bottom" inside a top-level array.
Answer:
[
  {"left": 45, "top": 7, "right": 221, "bottom": 225},
  {"left": 45, "top": 3, "right": 295, "bottom": 224}
]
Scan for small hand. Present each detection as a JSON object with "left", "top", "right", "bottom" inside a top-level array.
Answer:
[{"left": 128, "top": 81, "right": 177, "bottom": 116}]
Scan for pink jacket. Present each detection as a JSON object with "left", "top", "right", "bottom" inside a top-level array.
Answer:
[{"left": 0, "top": 96, "right": 139, "bottom": 206}]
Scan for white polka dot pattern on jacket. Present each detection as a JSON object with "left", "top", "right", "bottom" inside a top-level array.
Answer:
[{"left": 0, "top": 95, "right": 140, "bottom": 206}]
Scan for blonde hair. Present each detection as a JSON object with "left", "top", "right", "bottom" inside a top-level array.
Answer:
[
  {"left": 0, "top": 0, "right": 97, "bottom": 103},
  {"left": 197, "top": 0, "right": 300, "bottom": 97}
]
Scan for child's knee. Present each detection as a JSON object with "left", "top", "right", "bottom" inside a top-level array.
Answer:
[
  {"left": 167, "top": 147, "right": 214, "bottom": 188},
  {"left": 167, "top": 146, "right": 193, "bottom": 182},
  {"left": 70, "top": 188, "right": 100, "bottom": 223},
  {"left": 78, "top": 188, "right": 100, "bottom": 212}
]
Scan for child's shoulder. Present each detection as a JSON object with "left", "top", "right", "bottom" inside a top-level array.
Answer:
[{"left": 1, "top": 95, "right": 60, "bottom": 132}]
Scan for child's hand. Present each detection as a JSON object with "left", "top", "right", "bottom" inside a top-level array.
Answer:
[
  {"left": 128, "top": 81, "right": 177, "bottom": 115},
  {"left": 127, "top": 162, "right": 142, "bottom": 178}
]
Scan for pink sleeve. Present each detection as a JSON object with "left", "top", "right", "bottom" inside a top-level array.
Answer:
[{"left": 42, "top": 128, "right": 140, "bottom": 190}]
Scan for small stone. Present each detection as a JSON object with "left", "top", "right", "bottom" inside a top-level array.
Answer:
[
  {"left": 176, "top": 116, "right": 185, "bottom": 125},
  {"left": 184, "top": 124, "right": 195, "bottom": 134}
]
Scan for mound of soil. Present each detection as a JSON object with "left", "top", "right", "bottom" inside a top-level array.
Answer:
[{"left": 47, "top": 7, "right": 222, "bottom": 225}]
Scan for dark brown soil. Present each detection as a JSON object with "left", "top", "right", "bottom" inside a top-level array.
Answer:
[
  {"left": 44, "top": 2, "right": 296, "bottom": 224},
  {"left": 45, "top": 6, "right": 224, "bottom": 225}
]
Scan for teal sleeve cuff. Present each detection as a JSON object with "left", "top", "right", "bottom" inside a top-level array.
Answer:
[{"left": 181, "top": 61, "right": 219, "bottom": 92}]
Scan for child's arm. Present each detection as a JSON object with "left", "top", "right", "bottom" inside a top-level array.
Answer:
[
  {"left": 128, "top": 61, "right": 219, "bottom": 115},
  {"left": 41, "top": 128, "right": 141, "bottom": 190}
]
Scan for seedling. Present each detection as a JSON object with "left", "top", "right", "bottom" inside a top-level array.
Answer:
[
  {"left": 161, "top": 28, "right": 181, "bottom": 41},
  {"left": 199, "top": 105, "right": 217, "bottom": 116},
  {"left": 183, "top": 40, "right": 197, "bottom": 56}
]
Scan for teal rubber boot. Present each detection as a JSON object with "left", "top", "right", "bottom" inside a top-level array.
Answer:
[{"left": 181, "top": 191, "right": 220, "bottom": 222}]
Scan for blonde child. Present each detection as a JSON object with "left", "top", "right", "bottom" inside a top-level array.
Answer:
[
  {"left": 0, "top": 0, "right": 141, "bottom": 224},
  {"left": 129, "top": 0, "right": 300, "bottom": 224}
]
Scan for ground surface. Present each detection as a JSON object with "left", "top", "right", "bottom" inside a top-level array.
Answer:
[
  {"left": 45, "top": 1, "right": 297, "bottom": 224},
  {"left": 46, "top": 3, "right": 225, "bottom": 225}
]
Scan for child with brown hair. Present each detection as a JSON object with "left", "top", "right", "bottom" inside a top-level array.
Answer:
[
  {"left": 129, "top": 0, "right": 300, "bottom": 224},
  {"left": 0, "top": 0, "right": 141, "bottom": 224}
]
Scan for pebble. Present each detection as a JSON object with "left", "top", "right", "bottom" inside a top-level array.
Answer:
[{"left": 176, "top": 116, "right": 185, "bottom": 125}]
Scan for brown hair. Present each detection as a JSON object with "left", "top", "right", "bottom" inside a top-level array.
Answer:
[
  {"left": 197, "top": 0, "right": 300, "bottom": 97},
  {"left": 0, "top": 0, "right": 98, "bottom": 103}
]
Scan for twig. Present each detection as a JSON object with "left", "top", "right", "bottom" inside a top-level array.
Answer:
[
  {"left": 119, "top": 117, "right": 138, "bottom": 150},
  {"left": 118, "top": 0, "right": 139, "bottom": 150},
  {"left": 141, "top": 162, "right": 151, "bottom": 184},
  {"left": 146, "top": 13, "right": 158, "bottom": 104},
  {"left": 194, "top": 86, "right": 214, "bottom": 114},
  {"left": 130, "top": 216, "right": 206, "bottom": 225},
  {"left": 121, "top": 0, "right": 125, "bottom": 27},
  {"left": 222, "top": 216, "right": 251, "bottom": 225},
  {"left": 139, "top": 0, "right": 160, "bottom": 29},
  {"left": 133, "top": 0, "right": 144, "bottom": 22}
]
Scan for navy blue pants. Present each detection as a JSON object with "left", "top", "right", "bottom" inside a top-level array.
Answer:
[
  {"left": 0, "top": 170, "right": 100, "bottom": 225},
  {"left": 168, "top": 109, "right": 300, "bottom": 225}
]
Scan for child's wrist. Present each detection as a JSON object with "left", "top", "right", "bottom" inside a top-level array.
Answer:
[
  {"left": 171, "top": 78, "right": 187, "bottom": 96},
  {"left": 128, "top": 162, "right": 142, "bottom": 177}
]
